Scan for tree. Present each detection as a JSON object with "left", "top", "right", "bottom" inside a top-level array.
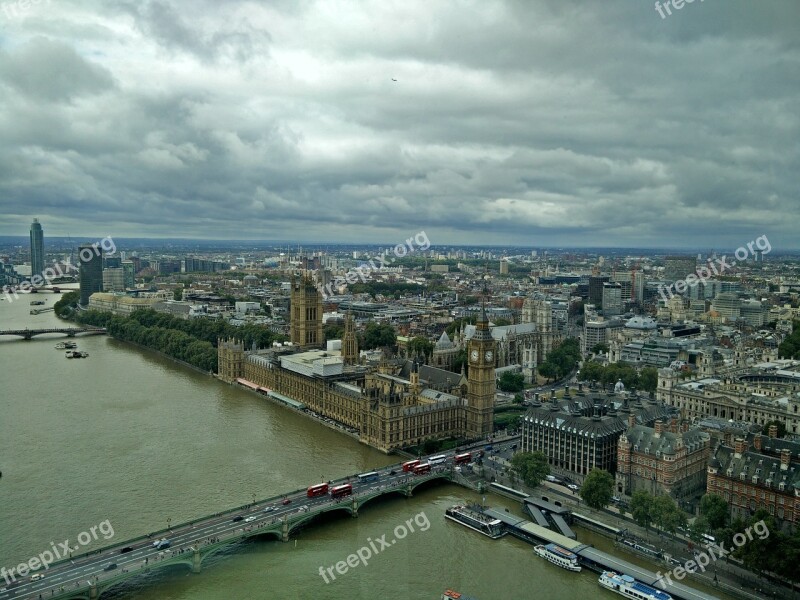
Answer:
[
  {"left": 639, "top": 367, "right": 658, "bottom": 393},
  {"left": 651, "top": 494, "right": 686, "bottom": 535},
  {"left": 699, "top": 493, "right": 729, "bottom": 531},
  {"left": 591, "top": 343, "right": 609, "bottom": 354},
  {"left": 54, "top": 290, "right": 80, "bottom": 317},
  {"left": 778, "top": 321, "right": 800, "bottom": 359},
  {"left": 538, "top": 362, "right": 558, "bottom": 382},
  {"left": 688, "top": 515, "right": 710, "bottom": 543},
  {"left": 762, "top": 420, "right": 787, "bottom": 438},
  {"left": 173, "top": 287, "right": 183, "bottom": 301},
  {"left": 497, "top": 371, "right": 525, "bottom": 393},
  {"left": 510, "top": 451, "right": 550, "bottom": 488},
  {"left": 579, "top": 469, "right": 614, "bottom": 509},
  {"left": 630, "top": 490, "right": 654, "bottom": 532},
  {"left": 361, "top": 322, "right": 396, "bottom": 350},
  {"left": 408, "top": 336, "right": 435, "bottom": 361},
  {"left": 323, "top": 323, "right": 344, "bottom": 340}
]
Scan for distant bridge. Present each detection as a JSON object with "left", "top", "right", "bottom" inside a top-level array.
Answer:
[{"left": 0, "top": 327, "right": 107, "bottom": 340}]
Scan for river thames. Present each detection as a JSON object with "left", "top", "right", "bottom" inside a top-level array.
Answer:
[{"left": 0, "top": 291, "right": 730, "bottom": 600}]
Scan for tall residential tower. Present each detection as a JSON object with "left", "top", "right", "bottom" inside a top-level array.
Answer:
[{"left": 29, "top": 218, "right": 44, "bottom": 281}]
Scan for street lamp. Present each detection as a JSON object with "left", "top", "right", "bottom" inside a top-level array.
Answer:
[{"left": 167, "top": 518, "right": 171, "bottom": 531}]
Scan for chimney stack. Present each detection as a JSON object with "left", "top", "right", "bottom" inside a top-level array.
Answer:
[
  {"left": 768, "top": 424, "right": 779, "bottom": 439},
  {"left": 781, "top": 448, "right": 791, "bottom": 470},
  {"left": 628, "top": 414, "right": 637, "bottom": 429},
  {"left": 734, "top": 438, "right": 747, "bottom": 457},
  {"left": 654, "top": 420, "right": 665, "bottom": 438},
  {"left": 753, "top": 435, "right": 762, "bottom": 451}
]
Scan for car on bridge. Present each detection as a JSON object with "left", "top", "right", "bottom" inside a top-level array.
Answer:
[
  {"left": 245, "top": 516, "right": 257, "bottom": 523},
  {"left": 104, "top": 563, "right": 117, "bottom": 571},
  {"left": 232, "top": 515, "right": 244, "bottom": 522},
  {"left": 156, "top": 539, "right": 171, "bottom": 550},
  {"left": 120, "top": 546, "right": 133, "bottom": 554},
  {"left": 263, "top": 506, "right": 276, "bottom": 512},
  {"left": 30, "top": 573, "right": 44, "bottom": 581},
  {"left": 282, "top": 498, "right": 291, "bottom": 505},
  {"left": 152, "top": 538, "right": 169, "bottom": 548}
]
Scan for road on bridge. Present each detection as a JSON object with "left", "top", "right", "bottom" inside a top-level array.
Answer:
[{"left": 0, "top": 445, "right": 493, "bottom": 600}]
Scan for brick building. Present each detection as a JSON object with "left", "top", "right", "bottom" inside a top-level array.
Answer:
[
  {"left": 616, "top": 419, "right": 710, "bottom": 502},
  {"left": 707, "top": 426, "right": 800, "bottom": 530}
]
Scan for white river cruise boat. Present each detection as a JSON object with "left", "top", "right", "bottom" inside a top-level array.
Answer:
[
  {"left": 598, "top": 571, "right": 673, "bottom": 600},
  {"left": 534, "top": 543, "right": 581, "bottom": 572}
]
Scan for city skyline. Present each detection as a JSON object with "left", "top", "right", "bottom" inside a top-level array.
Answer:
[{"left": 1, "top": 1, "right": 798, "bottom": 248}]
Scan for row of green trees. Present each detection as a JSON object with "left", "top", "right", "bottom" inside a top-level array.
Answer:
[
  {"left": 349, "top": 281, "right": 422, "bottom": 298},
  {"left": 579, "top": 360, "right": 658, "bottom": 392},
  {"left": 537, "top": 338, "right": 581, "bottom": 381},
  {"left": 56, "top": 292, "right": 287, "bottom": 372}
]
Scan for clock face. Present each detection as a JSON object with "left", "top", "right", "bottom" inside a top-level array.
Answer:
[
  {"left": 485, "top": 350, "right": 493, "bottom": 362},
  {"left": 470, "top": 350, "right": 479, "bottom": 361}
]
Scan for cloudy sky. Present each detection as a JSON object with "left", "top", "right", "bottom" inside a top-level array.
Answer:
[{"left": 0, "top": 1, "right": 797, "bottom": 249}]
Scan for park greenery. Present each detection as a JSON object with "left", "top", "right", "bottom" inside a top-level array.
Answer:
[
  {"left": 408, "top": 336, "right": 435, "bottom": 361},
  {"left": 579, "top": 468, "right": 614, "bottom": 509},
  {"left": 493, "top": 404, "right": 525, "bottom": 432},
  {"left": 360, "top": 321, "right": 397, "bottom": 350},
  {"left": 537, "top": 337, "right": 581, "bottom": 382},
  {"left": 349, "top": 281, "right": 422, "bottom": 299},
  {"left": 578, "top": 360, "right": 658, "bottom": 393},
  {"left": 497, "top": 371, "right": 525, "bottom": 393},
  {"left": 55, "top": 291, "right": 286, "bottom": 372},
  {"left": 510, "top": 451, "right": 550, "bottom": 487}
]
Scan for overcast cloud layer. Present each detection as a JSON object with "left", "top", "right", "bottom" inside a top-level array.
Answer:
[{"left": 0, "top": 0, "right": 798, "bottom": 248}]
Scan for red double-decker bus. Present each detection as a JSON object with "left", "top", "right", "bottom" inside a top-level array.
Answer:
[
  {"left": 454, "top": 453, "right": 471, "bottom": 465},
  {"left": 330, "top": 484, "right": 353, "bottom": 498},
  {"left": 307, "top": 483, "right": 329, "bottom": 498},
  {"left": 402, "top": 459, "right": 421, "bottom": 472},
  {"left": 412, "top": 463, "right": 431, "bottom": 475}
]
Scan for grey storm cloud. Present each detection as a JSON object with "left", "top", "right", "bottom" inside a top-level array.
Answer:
[{"left": 0, "top": 0, "right": 797, "bottom": 248}]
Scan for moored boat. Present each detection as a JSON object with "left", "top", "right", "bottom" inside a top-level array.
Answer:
[
  {"left": 442, "top": 591, "right": 478, "bottom": 600},
  {"left": 598, "top": 571, "right": 672, "bottom": 600},
  {"left": 534, "top": 543, "right": 581, "bottom": 572},
  {"left": 444, "top": 505, "right": 505, "bottom": 539}
]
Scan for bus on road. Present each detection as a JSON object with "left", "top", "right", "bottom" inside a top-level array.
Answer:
[
  {"left": 330, "top": 484, "right": 353, "bottom": 499},
  {"left": 307, "top": 483, "right": 329, "bottom": 498},
  {"left": 402, "top": 459, "right": 421, "bottom": 472},
  {"left": 454, "top": 453, "right": 472, "bottom": 465},
  {"left": 412, "top": 463, "right": 432, "bottom": 475},
  {"left": 429, "top": 455, "right": 447, "bottom": 465},
  {"left": 357, "top": 471, "right": 380, "bottom": 483}
]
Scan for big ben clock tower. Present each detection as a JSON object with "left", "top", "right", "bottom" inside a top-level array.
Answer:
[{"left": 466, "top": 305, "right": 496, "bottom": 439}]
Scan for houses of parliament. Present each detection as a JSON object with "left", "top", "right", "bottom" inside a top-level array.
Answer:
[{"left": 218, "top": 274, "right": 497, "bottom": 453}]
